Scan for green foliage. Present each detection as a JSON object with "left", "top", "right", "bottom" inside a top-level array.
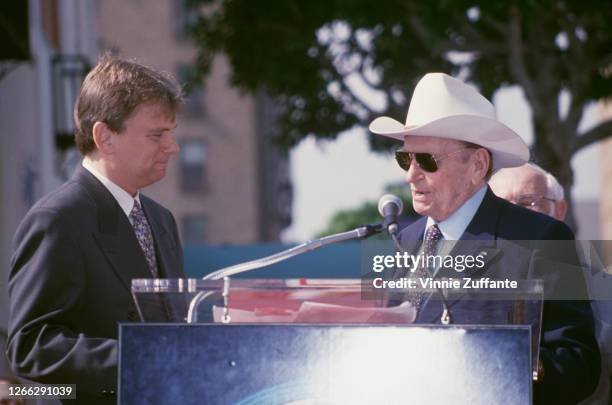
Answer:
[
  {"left": 316, "top": 200, "right": 380, "bottom": 238},
  {"left": 316, "top": 183, "right": 415, "bottom": 238},
  {"left": 187, "top": 0, "right": 612, "bottom": 151},
  {"left": 187, "top": 0, "right": 612, "bottom": 230}
]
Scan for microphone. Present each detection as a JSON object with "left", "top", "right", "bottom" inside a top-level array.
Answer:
[
  {"left": 377, "top": 194, "right": 403, "bottom": 237},
  {"left": 377, "top": 194, "right": 452, "bottom": 324}
]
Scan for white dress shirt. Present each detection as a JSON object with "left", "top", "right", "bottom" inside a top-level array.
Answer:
[
  {"left": 424, "top": 184, "right": 488, "bottom": 241},
  {"left": 82, "top": 157, "right": 141, "bottom": 223}
]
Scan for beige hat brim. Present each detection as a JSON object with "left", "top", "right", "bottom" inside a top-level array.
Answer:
[{"left": 369, "top": 114, "right": 529, "bottom": 170}]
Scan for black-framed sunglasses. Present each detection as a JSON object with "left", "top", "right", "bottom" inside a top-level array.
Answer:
[{"left": 395, "top": 148, "right": 468, "bottom": 173}]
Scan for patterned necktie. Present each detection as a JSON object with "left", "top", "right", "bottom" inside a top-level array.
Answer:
[
  {"left": 129, "top": 200, "right": 159, "bottom": 278},
  {"left": 409, "top": 224, "right": 444, "bottom": 309}
]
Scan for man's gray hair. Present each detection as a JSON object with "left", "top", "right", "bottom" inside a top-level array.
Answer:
[{"left": 526, "top": 163, "right": 564, "bottom": 201}]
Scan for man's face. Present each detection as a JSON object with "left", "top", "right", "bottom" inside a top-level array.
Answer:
[
  {"left": 489, "top": 166, "right": 555, "bottom": 216},
  {"left": 402, "top": 136, "right": 478, "bottom": 221},
  {"left": 109, "top": 102, "right": 179, "bottom": 195}
]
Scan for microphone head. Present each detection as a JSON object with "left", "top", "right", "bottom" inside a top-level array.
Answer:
[{"left": 377, "top": 194, "right": 404, "bottom": 217}]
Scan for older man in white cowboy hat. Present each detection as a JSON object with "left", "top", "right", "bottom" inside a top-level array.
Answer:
[{"left": 370, "top": 73, "right": 600, "bottom": 404}]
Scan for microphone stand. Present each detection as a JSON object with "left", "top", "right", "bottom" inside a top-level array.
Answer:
[
  {"left": 186, "top": 224, "right": 383, "bottom": 323},
  {"left": 203, "top": 224, "right": 382, "bottom": 280}
]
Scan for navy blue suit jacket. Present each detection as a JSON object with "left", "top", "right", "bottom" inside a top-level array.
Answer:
[
  {"left": 6, "top": 166, "right": 184, "bottom": 403},
  {"left": 398, "top": 187, "right": 600, "bottom": 404}
]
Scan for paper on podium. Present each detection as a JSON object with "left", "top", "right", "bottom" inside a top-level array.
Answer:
[
  {"left": 294, "top": 301, "right": 416, "bottom": 323},
  {"left": 213, "top": 301, "right": 416, "bottom": 324}
]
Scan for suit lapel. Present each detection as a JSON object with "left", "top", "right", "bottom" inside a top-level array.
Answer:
[
  {"left": 394, "top": 218, "right": 426, "bottom": 279},
  {"left": 420, "top": 188, "right": 504, "bottom": 323},
  {"left": 74, "top": 166, "right": 153, "bottom": 293},
  {"left": 450, "top": 187, "right": 502, "bottom": 273}
]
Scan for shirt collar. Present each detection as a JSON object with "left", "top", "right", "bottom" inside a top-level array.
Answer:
[
  {"left": 425, "top": 184, "right": 487, "bottom": 240},
  {"left": 82, "top": 157, "right": 141, "bottom": 218}
]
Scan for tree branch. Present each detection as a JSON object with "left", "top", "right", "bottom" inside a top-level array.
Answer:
[
  {"left": 573, "top": 118, "right": 612, "bottom": 152},
  {"left": 479, "top": 12, "right": 507, "bottom": 36},
  {"left": 440, "top": 13, "right": 507, "bottom": 55},
  {"left": 564, "top": 96, "right": 584, "bottom": 135},
  {"left": 506, "top": 6, "right": 542, "bottom": 118},
  {"left": 405, "top": 12, "right": 504, "bottom": 57},
  {"left": 559, "top": 14, "right": 589, "bottom": 119},
  {"left": 453, "top": 14, "right": 495, "bottom": 47},
  {"left": 407, "top": 15, "right": 442, "bottom": 52}
]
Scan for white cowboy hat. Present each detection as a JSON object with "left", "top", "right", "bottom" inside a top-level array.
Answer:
[{"left": 369, "top": 73, "right": 529, "bottom": 170}]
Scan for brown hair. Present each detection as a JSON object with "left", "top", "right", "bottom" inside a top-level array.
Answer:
[{"left": 74, "top": 53, "right": 183, "bottom": 155}]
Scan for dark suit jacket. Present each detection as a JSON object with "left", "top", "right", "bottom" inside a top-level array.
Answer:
[
  {"left": 398, "top": 187, "right": 600, "bottom": 404},
  {"left": 6, "top": 166, "right": 184, "bottom": 403}
]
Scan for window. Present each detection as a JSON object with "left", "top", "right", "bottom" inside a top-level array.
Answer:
[
  {"left": 182, "top": 215, "right": 207, "bottom": 245},
  {"left": 179, "top": 138, "right": 207, "bottom": 192},
  {"left": 174, "top": 0, "right": 200, "bottom": 39},
  {"left": 177, "top": 63, "right": 204, "bottom": 116}
]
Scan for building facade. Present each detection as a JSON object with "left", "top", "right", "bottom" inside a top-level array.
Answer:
[
  {"left": 0, "top": 0, "right": 292, "bottom": 382},
  {"left": 96, "top": 0, "right": 292, "bottom": 245}
]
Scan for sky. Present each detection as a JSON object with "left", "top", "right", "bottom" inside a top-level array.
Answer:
[{"left": 281, "top": 85, "right": 602, "bottom": 242}]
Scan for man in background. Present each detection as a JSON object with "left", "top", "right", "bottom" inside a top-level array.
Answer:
[
  {"left": 489, "top": 162, "right": 567, "bottom": 220},
  {"left": 490, "top": 163, "right": 612, "bottom": 404},
  {"left": 7, "top": 55, "right": 184, "bottom": 404}
]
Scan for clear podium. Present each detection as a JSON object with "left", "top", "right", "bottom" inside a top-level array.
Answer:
[{"left": 120, "top": 278, "right": 543, "bottom": 404}]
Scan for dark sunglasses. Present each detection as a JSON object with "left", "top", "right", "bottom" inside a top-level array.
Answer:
[{"left": 395, "top": 148, "right": 467, "bottom": 173}]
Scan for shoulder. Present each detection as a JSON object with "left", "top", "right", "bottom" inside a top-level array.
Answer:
[
  {"left": 139, "top": 194, "right": 168, "bottom": 212},
  {"left": 398, "top": 216, "right": 427, "bottom": 241},
  {"left": 139, "top": 194, "right": 177, "bottom": 231},
  {"left": 10, "top": 181, "right": 93, "bottom": 266},
  {"left": 21, "top": 180, "right": 95, "bottom": 225},
  {"left": 139, "top": 194, "right": 172, "bottom": 217}
]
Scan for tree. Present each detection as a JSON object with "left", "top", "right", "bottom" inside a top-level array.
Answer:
[
  {"left": 316, "top": 183, "right": 416, "bottom": 238},
  {"left": 188, "top": 0, "right": 612, "bottom": 230}
]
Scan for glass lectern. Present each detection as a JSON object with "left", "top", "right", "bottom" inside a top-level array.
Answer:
[{"left": 120, "top": 278, "right": 543, "bottom": 404}]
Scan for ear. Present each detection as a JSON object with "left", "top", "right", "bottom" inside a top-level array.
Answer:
[
  {"left": 92, "top": 122, "right": 114, "bottom": 154},
  {"left": 471, "top": 148, "right": 490, "bottom": 184},
  {"left": 555, "top": 200, "right": 568, "bottom": 221}
]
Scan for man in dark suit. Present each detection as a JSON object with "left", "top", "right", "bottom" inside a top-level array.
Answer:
[
  {"left": 369, "top": 73, "right": 600, "bottom": 403},
  {"left": 491, "top": 163, "right": 611, "bottom": 403},
  {"left": 6, "top": 55, "right": 184, "bottom": 403}
]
